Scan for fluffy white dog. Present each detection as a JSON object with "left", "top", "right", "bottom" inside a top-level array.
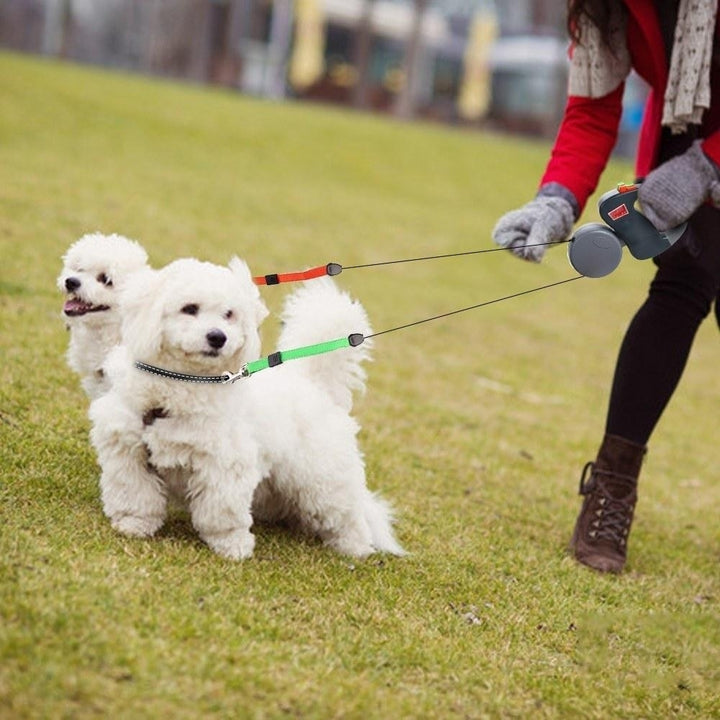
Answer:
[
  {"left": 89, "top": 257, "right": 404, "bottom": 560},
  {"left": 58, "top": 233, "right": 149, "bottom": 399}
]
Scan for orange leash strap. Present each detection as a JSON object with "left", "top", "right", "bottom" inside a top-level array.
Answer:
[{"left": 253, "top": 263, "right": 342, "bottom": 286}]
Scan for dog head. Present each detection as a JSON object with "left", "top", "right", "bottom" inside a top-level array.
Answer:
[
  {"left": 58, "top": 233, "right": 149, "bottom": 326},
  {"left": 121, "top": 256, "right": 268, "bottom": 374}
]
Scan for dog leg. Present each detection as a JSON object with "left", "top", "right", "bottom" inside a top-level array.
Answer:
[
  {"left": 298, "top": 481, "right": 377, "bottom": 558},
  {"left": 321, "top": 516, "right": 375, "bottom": 558},
  {"left": 187, "top": 463, "right": 258, "bottom": 560},
  {"left": 91, "top": 397, "right": 168, "bottom": 538},
  {"left": 100, "top": 460, "right": 167, "bottom": 539},
  {"left": 293, "top": 458, "right": 403, "bottom": 558}
]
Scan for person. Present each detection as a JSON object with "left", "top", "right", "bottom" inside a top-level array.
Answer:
[{"left": 492, "top": 0, "right": 720, "bottom": 573}]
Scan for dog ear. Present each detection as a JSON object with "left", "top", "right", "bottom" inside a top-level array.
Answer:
[
  {"left": 228, "top": 256, "right": 269, "bottom": 326},
  {"left": 119, "top": 267, "right": 166, "bottom": 360}
]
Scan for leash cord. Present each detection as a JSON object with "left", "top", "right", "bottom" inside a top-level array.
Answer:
[
  {"left": 365, "top": 275, "right": 583, "bottom": 339},
  {"left": 343, "top": 240, "right": 570, "bottom": 271},
  {"left": 252, "top": 241, "right": 570, "bottom": 285},
  {"left": 135, "top": 275, "right": 583, "bottom": 383}
]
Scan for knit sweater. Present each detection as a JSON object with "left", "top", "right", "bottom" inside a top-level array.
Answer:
[{"left": 541, "top": 0, "right": 720, "bottom": 213}]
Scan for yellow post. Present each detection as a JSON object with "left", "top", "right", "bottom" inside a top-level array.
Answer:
[
  {"left": 457, "top": 10, "right": 498, "bottom": 121},
  {"left": 289, "top": 0, "right": 326, "bottom": 91}
]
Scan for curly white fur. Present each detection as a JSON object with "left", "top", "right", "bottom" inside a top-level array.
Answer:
[
  {"left": 89, "top": 257, "right": 404, "bottom": 560},
  {"left": 253, "top": 278, "right": 404, "bottom": 557},
  {"left": 58, "top": 233, "right": 149, "bottom": 399}
]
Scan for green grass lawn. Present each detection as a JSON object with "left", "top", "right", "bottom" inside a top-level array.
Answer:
[{"left": 1, "top": 50, "right": 719, "bottom": 719}]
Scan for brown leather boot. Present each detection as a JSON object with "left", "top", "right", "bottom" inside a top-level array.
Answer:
[{"left": 570, "top": 433, "right": 646, "bottom": 573}]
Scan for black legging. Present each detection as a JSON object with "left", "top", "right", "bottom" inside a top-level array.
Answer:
[{"left": 605, "top": 204, "right": 720, "bottom": 445}]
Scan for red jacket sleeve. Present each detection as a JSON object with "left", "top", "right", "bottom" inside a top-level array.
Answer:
[
  {"left": 701, "top": 131, "right": 720, "bottom": 167},
  {"left": 540, "top": 84, "right": 625, "bottom": 213}
]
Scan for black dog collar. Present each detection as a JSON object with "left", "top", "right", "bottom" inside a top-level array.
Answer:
[{"left": 134, "top": 361, "right": 234, "bottom": 384}]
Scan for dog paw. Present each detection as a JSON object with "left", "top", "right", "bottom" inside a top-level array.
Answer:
[
  {"left": 325, "top": 536, "right": 375, "bottom": 558},
  {"left": 203, "top": 528, "right": 255, "bottom": 560},
  {"left": 111, "top": 514, "right": 163, "bottom": 538}
]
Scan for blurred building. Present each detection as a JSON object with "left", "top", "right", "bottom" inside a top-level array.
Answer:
[{"left": 0, "top": 0, "right": 643, "bottom": 151}]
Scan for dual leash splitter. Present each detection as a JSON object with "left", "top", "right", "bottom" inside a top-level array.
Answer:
[
  {"left": 134, "top": 275, "right": 584, "bottom": 384},
  {"left": 137, "top": 183, "right": 680, "bottom": 383},
  {"left": 242, "top": 185, "right": 684, "bottom": 376}
]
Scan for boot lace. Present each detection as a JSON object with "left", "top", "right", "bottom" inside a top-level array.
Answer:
[{"left": 578, "top": 461, "right": 635, "bottom": 547}]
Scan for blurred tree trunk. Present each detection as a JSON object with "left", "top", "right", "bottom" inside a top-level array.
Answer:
[
  {"left": 265, "top": 0, "right": 294, "bottom": 99},
  {"left": 42, "top": 0, "right": 74, "bottom": 58},
  {"left": 205, "top": 0, "right": 244, "bottom": 86},
  {"left": 394, "top": 0, "right": 428, "bottom": 119},
  {"left": 352, "top": 0, "right": 376, "bottom": 108},
  {"left": 58, "top": 0, "right": 73, "bottom": 58}
]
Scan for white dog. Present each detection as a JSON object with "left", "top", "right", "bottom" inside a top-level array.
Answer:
[
  {"left": 58, "top": 233, "right": 149, "bottom": 399},
  {"left": 89, "top": 257, "right": 404, "bottom": 560},
  {"left": 251, "top": 278, "right": 404, "bottom": 557}
]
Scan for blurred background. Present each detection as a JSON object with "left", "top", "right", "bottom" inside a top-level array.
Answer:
[{"left": 0, "top": 0, "right": 646, "bottom": 155}]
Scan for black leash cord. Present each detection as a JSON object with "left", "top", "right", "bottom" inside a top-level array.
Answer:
[
  {"left": 343, "top": 240, "right": 570, "bottom": 271},
  {"left": 365, "top": 275, "right": 584, "bottom": 340}
]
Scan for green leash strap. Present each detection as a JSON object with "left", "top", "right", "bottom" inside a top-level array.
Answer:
[
  {"left": 226, "top": 333, "right": 365, "bottom": 383},
  {"left": 135, "top": 333, "right": 365, "bottom": 385}
]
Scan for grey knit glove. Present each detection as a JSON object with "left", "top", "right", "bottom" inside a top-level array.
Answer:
[
  {"left": 492, "top": 186, "right": 577, "bottom": 263},
  {"left": 638, "top": 140, "right": 720, "bottom": 231}
]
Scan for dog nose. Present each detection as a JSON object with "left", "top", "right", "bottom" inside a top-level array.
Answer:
[
  {"left": 65, "top": 277, "right": 81, "bottom": 292},
  {"left": 206, "top": 329, "right": 227, "bottom": 349}
]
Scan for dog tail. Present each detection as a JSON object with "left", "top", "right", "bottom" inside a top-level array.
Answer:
[
  {"left": 363, "top": 490, "right": 406, "bottom": 556},
  {"left": 277, "top": 278, "right": 373, "bottom": 411}
]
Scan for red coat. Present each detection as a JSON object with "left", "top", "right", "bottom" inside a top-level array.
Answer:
[{"left": 540, "top": 0, "right": 720, "bottom": 212}]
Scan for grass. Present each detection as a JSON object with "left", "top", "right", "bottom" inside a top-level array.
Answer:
[{"left": 1, "top": 50, "right": 719, "bottom": 719}]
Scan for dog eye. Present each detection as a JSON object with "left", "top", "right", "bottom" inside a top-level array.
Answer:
[
  {"left": 181, "top": 304, "right": 199, "bottom": 316},
  {"left": 97, "top": 273, "right": 113, "bottom": 286},
  {"left": 224, "top": 309, "right": 234, "bottom": 320}
]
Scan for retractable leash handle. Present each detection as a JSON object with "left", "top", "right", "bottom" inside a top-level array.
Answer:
[{"left": 567, "top": 183, "right": 687, "bottom": 277}]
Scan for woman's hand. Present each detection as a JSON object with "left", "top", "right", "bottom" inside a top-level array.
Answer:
[
  {"left": 492, "top": 193, "right": 576, "bottom": 263},
  {"left": 638, "top": 140, "right": 720, "bottom": 230}
]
